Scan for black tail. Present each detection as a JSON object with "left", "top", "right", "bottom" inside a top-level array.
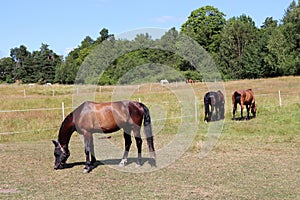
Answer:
[
  {"left": 234, "top": 91, "right": 241, "bottom": 104},
  {"left": 139, "top": 103, "right": 155, "bottom": 154},
  {"left": 204, "top": 93, "right": 210, "bottom": 122}
]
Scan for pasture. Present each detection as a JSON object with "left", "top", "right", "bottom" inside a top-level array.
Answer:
[{"left": 0, "top": 76, "right": 299, "bottom": 199}]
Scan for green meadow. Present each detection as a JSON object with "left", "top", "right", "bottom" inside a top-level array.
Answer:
[{"left": 0, "top": 76, "right": 299, "bottom": 199}]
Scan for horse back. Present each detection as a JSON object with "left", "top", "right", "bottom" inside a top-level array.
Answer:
[
  {"left": 232, "top": 89, "right": 255, "bottom": 105},
  {"left": 73, "top": 101, "right": 143, "bottom": 133},
  {"left": 216, "top": 90, "right": 225, "bottom": 104},
  {"left": 204, "top": 92, "right": 217, "bottom": 105},
  {"left": 244, "top": 89, "right": 255, "bottom": 104}
]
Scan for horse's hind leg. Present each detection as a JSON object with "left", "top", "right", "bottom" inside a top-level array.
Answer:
[
  {"left": 133, "top": 127, "right": 142, "bottom": 166},
  {"left": 90, "top": 134, "right": 96, "bottom": 166},
  {"left": 232, "top": 103, "right": 237, "bottom": 120},
  {"left": 204, "top": 100, "right": 209, "bottom": 122},
  {"left": 119, "top": 129, "right": 132, "bottom": 167},
  {"left": 216, "top": 106, "right": 220, "bottom": 120},
  {"left": 240, "top": 103, "right": 245, "bottom": 119},
  {"left": 83, "top": 131, "right": 94, "bottom": 173},
  {"left": 210, "top": 105, "right": 215, "bottom": 121}
]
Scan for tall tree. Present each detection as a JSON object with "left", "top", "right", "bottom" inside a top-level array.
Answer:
[
  {"left": 181, "top": 6, "right": 226, "bottom": 54},
  {"left": 95, "top": 28, "right": 113, "bottom": 45},
  {"left": 268, "top": 0, "right": 300, "bottom": 75},
  {"left": 218, "top": 15, "right": 259, "bottom": 79},
  {"left": 258, "top": 17, "right": 283, "bottom": 77},
  {"left": 10, "top": 45, "right": 32, "bottom": 82},
  {"left": 33, "top": 43, "right": 62, "bottom": 83},
  {"left": 0, "top": 57, "right": 15, "bottom": 83}
]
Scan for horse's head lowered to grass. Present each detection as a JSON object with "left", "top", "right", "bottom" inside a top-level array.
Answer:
[{"left": 52, "top": 140, "right": 70, "bottom": 170}]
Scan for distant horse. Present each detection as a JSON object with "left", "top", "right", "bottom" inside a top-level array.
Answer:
[
  {"left": 232, "top": 89, "right": 256, "bottom": 120},
  {"left": 204, "top": 90, "right": 225, "bottom": 122},
  {"left": 52, "top": 100, "right": 156, "bottom": 173},
  {"left": 186, "top": 79, "right": 195, "bottom": 84}
]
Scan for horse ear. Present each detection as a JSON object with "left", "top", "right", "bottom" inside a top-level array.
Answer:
[{"left": 52, "top": 140, "right": 59, "bottom": 147}]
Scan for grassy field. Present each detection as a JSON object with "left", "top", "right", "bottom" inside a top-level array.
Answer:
[{"left": 0, "top": 76, "right": 299, "bottom": 199}]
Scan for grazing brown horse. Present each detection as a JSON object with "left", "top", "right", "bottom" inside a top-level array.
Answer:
[
  {"left": 52, "top": 100, "right": 156, "bottom": 173},
  {"left": 232, "top": 89, "right": 256, "bottom": 120},
  {"left": 204, "top": 90, "right": 225, "bottom": 122}
]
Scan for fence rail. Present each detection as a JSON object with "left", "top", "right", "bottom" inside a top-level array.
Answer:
[{"left": 0, "top": 89, "right": 299, "bottom": 136}]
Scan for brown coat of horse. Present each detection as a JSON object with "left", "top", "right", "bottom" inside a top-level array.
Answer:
[
  {"left": 232, "top": 89, "right": 256, "bottom": 120},
  {"left": 52, "top": 100, "right": 155, "bottom": 173}
]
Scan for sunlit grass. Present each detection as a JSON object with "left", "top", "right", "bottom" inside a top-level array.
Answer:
[{"left": 0, "top": 76, "right": 299, "bottom": 199}]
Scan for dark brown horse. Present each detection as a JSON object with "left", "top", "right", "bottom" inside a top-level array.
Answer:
[
  {"left": 52, "top": 100, "right": 156, "bottom": 173},
  {"left": 204, "top": 90, "right": 225, "bottom": 122},
  {"left": 232, "top": 89, "right": 256, "bottom": 120}
]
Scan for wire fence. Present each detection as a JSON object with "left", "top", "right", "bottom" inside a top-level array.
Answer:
[{"left": 0, "top": 85, "right": 299, "bottom": 135}]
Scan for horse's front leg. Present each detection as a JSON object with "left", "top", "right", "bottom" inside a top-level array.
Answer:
[
  {"left": 83, "top": 131, "right": 94, "bottom": 173},
  {"left": 133, "top": 127, "right": 143, "bottom": 167},
  {"left": 119, "top": 130, "right": 132, "bottom": 167}
]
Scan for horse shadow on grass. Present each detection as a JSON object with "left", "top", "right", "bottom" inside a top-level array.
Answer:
[
  {"left": 231, "top": 116, "right": 255, "bottom": 121},
  {"left": 63, "top": 157, "right": 156, "bottom": 170}
]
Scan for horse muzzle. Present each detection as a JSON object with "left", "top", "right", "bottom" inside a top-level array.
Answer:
[{"left": 54, "top": 163, "right": 64, "bottom": 170}]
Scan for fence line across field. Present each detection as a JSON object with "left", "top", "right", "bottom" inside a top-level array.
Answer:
[
  {"left": 0, "top": 114, "right": 196, "bottom": 135},
  {"left": 0, "top": 90, "right": 297, "bottom": 115},
  {"left": 0, "top": 106, "right": 73, "bottom": 113},
  {"left": 0, "top": 90, "right": 298, "bottom": 135},
  {"left": 0, "top": 127, "right": 59, "bottom": 135}
]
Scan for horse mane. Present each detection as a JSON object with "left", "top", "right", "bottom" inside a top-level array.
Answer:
[
  {"left": 59, "top": 112, "right": 73, "bottom": 132},
  {"left": 58, "top": 112, "right": 76, "bottom": 145}
]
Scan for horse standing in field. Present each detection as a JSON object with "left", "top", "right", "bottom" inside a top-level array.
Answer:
[
  {"left": 232, "top": 89, "right": 256, "bottom": 120},
  {"left": 204, "top": 90, "right": 225, "bottom": 122},
  {"left": 52, "top": 100, "right": 156, "bottom": 173}
]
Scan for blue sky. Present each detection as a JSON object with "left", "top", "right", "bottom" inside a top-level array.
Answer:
[{"left": 0, "top": 0, "right": 293, "bottom": 58}]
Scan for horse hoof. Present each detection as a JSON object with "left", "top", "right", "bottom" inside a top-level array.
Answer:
[
  {"left": 119, "top": 159, "right": 127, "bottom": 167},
  {"left": 83, "top": 166, "right": 93, "bottom": 173},
  {"left": 135, "top": 163, "right": 141, "bottom": 168}
]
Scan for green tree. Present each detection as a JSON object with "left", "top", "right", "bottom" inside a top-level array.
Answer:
[
  {"left": 95, "top": 28, "right": 114, "bottom": 45},
  {"left": 10, "top": 45, "right": 32, "bottom": 83},
  {"left": 0, "top": 57, "right": 15, "bottom": 83},
  {"left": 56, "top": 28, "right": 114, "bottom": 84},
  {"left": 181, "top": 6, "right": 226, "bottom": 54},
  {"left": 34, "top": 43, "right": 62, "bottom": 83},
  {"left": 258, "top": 17, "right": 283, "bottom": 77},
  {"left": 218, "top": 15, "right": 259, "bottom": 79},
  {"left": 268, "top": 0, "right": 300, "bottom": 75}
]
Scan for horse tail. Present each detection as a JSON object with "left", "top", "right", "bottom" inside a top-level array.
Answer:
[
  {"left": 139, "top": 103, "right": 155, "bottom": 156},
  {"left": 233, "top": 91, "right": 241, "bottom": 104},
  {"left": 204, "top": 93, "right": 210, "bottom": 121}
]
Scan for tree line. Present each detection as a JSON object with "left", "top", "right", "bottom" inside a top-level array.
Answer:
[{"left": 1, "top": 0, "right": 299, "bottom": 84}]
